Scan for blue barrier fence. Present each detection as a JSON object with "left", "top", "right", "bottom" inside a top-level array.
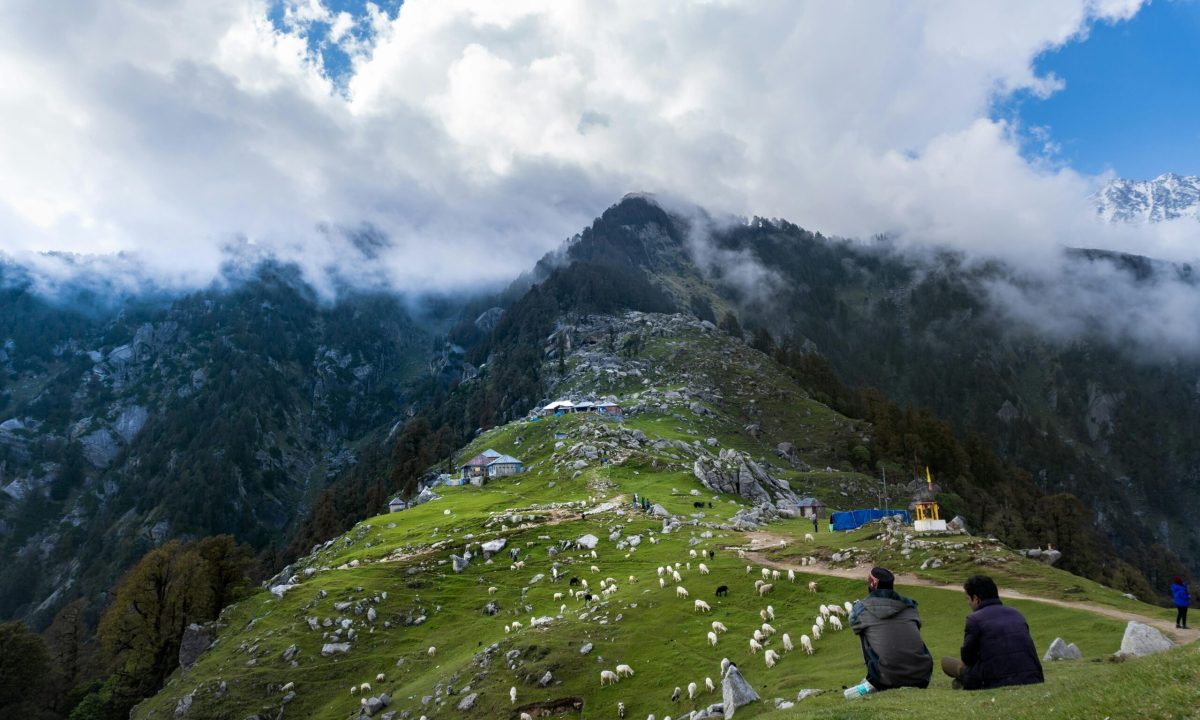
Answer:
[{"left": 830, "top": 508, "right": 911, "bottom": 531}]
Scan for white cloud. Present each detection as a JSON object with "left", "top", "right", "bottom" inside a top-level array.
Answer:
[{"left": 1, "top": 0, "right": 1190, "bottom": 301}]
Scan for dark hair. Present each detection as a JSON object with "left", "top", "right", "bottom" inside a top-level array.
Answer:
[
  {"left": 963, "top": 575, "right": 999, "bottom": 601},
  {"left": 870, "top": 566, "right": 895, "bottom": 589},
  {"left": 1173, "top": 576, "right": 1185, "bottom": 585}
]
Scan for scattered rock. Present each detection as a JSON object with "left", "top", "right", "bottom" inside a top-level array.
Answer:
[
  {"left": 179, "top": 622, "right": 223, "bottom": 673},
  {"left": 539, "top": 671, "right": 554, "bottom": 686},
  {"left": 1117, "top": 621, "right": 1174, "bottom": 658},
  {"left": 721, "top": 665, "right": 759, "bottom": 718},
  {"left": 281, "top": 644, "right": 299, "bottom": 662},
  {"left": 1043, "top": 637, "right": 1082, "bottom": 661},
  {"left": 321, "top": 643, "right": 352, "bottom": 656},
  {"left": 580, "top": 643, "right": 593, "bottom": 655},
  {"left": 456, "top": 693, "right": 477, "bottom": 711},
  {"left": 576, "top": 534, "right": 599, "bottom": 550}
]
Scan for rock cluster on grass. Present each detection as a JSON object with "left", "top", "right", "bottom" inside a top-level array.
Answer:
[
  {"left": 721, "top": 665, "right": 759, "bottom": 718},
  {"left": 1043, "top": 637, "right": 1082, "bottom": 661}
]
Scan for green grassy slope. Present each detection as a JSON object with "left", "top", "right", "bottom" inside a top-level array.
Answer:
[{"left": 133, "top": 314, "right": 1199, "bottom": 720}]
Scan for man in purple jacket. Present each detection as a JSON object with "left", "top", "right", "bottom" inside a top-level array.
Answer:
[{"left": 941, "top": 575, "right": 1044, "bottom": 690}]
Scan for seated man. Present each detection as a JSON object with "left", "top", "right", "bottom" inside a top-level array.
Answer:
[
  {"left": 942, "top": 574, "right": 1044, "bottom": 690},
  {"left": 850, "top": 567, "right": 933, "bottom": 691}
]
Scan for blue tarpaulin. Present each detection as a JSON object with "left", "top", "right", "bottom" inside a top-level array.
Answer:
[{"left": 830, "top": 509, "right": 911, "bottom": 531}]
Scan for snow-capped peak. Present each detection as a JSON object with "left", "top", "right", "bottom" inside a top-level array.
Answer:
[{"left": 1093, "top": 173, "right": 1200, "bottom": 224}]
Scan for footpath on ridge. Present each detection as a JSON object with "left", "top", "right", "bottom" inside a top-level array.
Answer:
[{"left": 740, "top": 530, "right": 1199, "bottom": 646}]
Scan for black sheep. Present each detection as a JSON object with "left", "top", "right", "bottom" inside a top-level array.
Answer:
[{"left": 715, "top": 585, "right": 729, "bottom": 596}]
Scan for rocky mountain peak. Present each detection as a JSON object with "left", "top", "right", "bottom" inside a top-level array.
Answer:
[{"left": 1093, "top": 173, "right": 1200, "bottom": 223}]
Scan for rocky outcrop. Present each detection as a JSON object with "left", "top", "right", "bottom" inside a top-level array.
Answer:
[
  {"left": 693, "top": 449, "right": 797, "bottom": 506},
  {"left": 179, "top": 622, "right": 224, "bottom": 673},
  {"left": 1043, "top": 637, "right": 1082, "bottom": 661},
  {"left": 721, "top": 665, "right": 759, "bottom": 718}
]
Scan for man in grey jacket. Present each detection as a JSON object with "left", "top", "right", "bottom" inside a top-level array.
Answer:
[{"left": 849, "top": 567, "right": 933, "bottom": 690}]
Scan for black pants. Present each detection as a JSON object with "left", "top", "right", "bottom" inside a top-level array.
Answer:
[{"left": 1177, "top": 606, "right": 1189, "bottom": 627}]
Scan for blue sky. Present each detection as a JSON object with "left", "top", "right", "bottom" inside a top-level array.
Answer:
[{"left": 1002, "top": 0, "right": 1200, "bottom": 179}]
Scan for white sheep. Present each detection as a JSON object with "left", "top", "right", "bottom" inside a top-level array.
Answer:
[
  {"left": 811, "top": 624, "right": 822, "bottom": 641},
  {"left": 591, "top": 565, "right": 601, "bottom": 573},
  {"left": 560, "top": 603, "right": 567, "bottom": 614},
  {"left": 350, "top": 686, "right": 359, "bottom": 696},
  {"left": 359, "top": 682, "right": 371, "bottom": 693},
  {"left": 807, "top": 581, "right": 818, "bottom": 593},
  {"left": 745, "top": 565, "right": 752, "bottom": 574},
  {"left": 488, "top": 586, "right": 498, "bottom": 594},
  {"left": 749, "top": 638, "right": 763, "bottom": 654},
  {"left": 815, "top": 616, "right": 826, "bottom": 630},
  {"left": 757, "top": 583, "right": 773, "bottom": 597},
  {"left": 672, "top": 570, "right": 682, "bottom": 583},
  {"left": 590, "top": 550, "right": 597, "bottom": 559},
  {"left": 712, "top": 620, "right": 728, "bottom": 633},
  {"left": 657, "top": 566, "right": 666, "bottom": 577},
  {"left": 694, "top": 599, "right": 711, "bottom": 613},
  {"left": 629, "top": 575, "right": 638, "bottom": 583},
  {"left": 782, "top": 633, "right": 794, "bottom": 652},
  {"left": 766, "top": 605, "right": 775, "bottom": 620},
  {"left": 787, "top": 569, "right": 795, "bottom": 583},
  {"left": 764, "top": 649, "right": 780, "bottom": 668},
  {"left": 688, "top": 681, "right": 698, "bottom": 699},
  {"left": 659, "top": 577, "right": 667, "bottom": 588},
  {"left": 520, "top": 714, "right": 533, "bottom": 720},
  {"left": 829, "top": 616, "right": 843, "bottom": 631},
  {"left": 705, "top": 677, "right": 715, "bottom": 693},
  {"left": 707, "top": 631, "right": 719, "bottom": 647},
  {"left": 376, "top": 673, "right": 386, "bottom": 682},
  {"left": 804, "top": 533, "right": 815, "bottom": 542},
  {"left": 699, "top": 563, "right": 710, "bottom": 575},
  {"left": 510, "top": 686, "right": 517, "bottom": 704},
  {"left": 600, "top": 670, "right": 619, "bottom": 686},
  {"left": 754, "top": 579, "right": 765, "bottom": 590},
  {"left": 690, "top": 549, "right": 698, "bottom": 558},
  {"left": 504, "top": 624, "right": 511, "bottom": 633},
  {"left": 761, "top": 622, "right": 776, "bottom": 636},
  {"left": 511, "top": 620, "right": 523, "bottom": 630},
  {"left": 428, "top": 645, "right": 437, "bottom": 656},
  {"left": 761, "top": 567, "right": 771, "bottom": 579},
  {"left": 281, "top": 682, "right": 295, "bottom": 693},
  {"left": 771, "top": 569, "right": 780, "bottom": 580},
  {"left": 616, "top": 663, "right": 635, "bottom": 677},
  {"left": 800, "top": 556, "right": 809, "bottom": 566},
  {"left": 819, "top": 604, "right": 830, "bottom": 618},
  {"left": 753, "top": 629, "right": 764, "bottom": 643},
  {"left": 554, "top": 592, "right": 564, "bottom": 601},
  {"left": 721, "top": 658, "right": 731, "bottom": 676},
  {"left": 686, "top": 562, "right": 691, "bottom": 571},
  {"left": 606, "top": 577, "right": 616, "bottom": 585},
  {"left": 801, "top": 634, "right": 814, "bottom": 655},
  {"left": 676, "top": 586, "right": 689, "bottom": 598},
  {"left": 844, "top": 601, "right": 854, "bottom": 615}
]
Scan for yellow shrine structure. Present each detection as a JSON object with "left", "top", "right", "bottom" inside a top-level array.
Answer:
[{"left": 913, "top": 467, "right": 947, "bottom": 532}]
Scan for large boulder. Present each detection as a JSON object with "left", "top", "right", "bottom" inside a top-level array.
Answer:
[
  {"left": 178, "top": 622, "right": 223, "bottom": 673},
  {"left": 451, "top": 552, "right": 472, "bottom": 573},
  {"left": 1043, "top": 637, "right": 1082, "bottom": 661},
  {"left": 1117, "top": 621, "right": 1174, "bottom": 658},
  {"left": 456, "top": 693, "right": 478, "bottom": 711},
  {"left": 321, "top": 642, "right": 352, "bottom": 656},
  {"left": 481, "top": 538, "right": 507, "bottom": 558},
  {"left": 576, "top": 534, "right": 599, "bottom": 549},
  {"left": 721, "top": 665, "right": 759, "bottom": 718}
]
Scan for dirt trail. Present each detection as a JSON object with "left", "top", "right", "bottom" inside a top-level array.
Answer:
[{"left": 741, "top": 531, "right": 1199, "bottom": 646}]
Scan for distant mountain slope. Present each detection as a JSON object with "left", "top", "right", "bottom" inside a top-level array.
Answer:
[{"left": 1094, "top": 172, "right": 1200, "bottom": 223}]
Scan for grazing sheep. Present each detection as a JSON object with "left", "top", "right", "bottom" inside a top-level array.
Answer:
[
  {"left": 659, "top": 577, "right": 667, "bottom": 588},
  {"left": 688, "top": 681, "right": 698, "bottom": 699},
  {"left": 606, "top": 577, "right": 616, "bottom": 584},
  {"left": 782, "top": 633, "right": 794, "bottom": 652},
  {"left": 510, "top": 686, "right": 517, "bottom": 704},
  {"left": 801, "top": 634, "right": 814, "bottom": 655},
  {"left": 757, "top": 583, "right": 774, "bottom": 597},
  {"left": 616, "top": 664, "right": 635, "bottom": 677},
  {"left": 761, "top": 622, "right": 776, "bottom": 636},
  {"left": 504, "top": 624, "right": 511, "bottom": 633},
  {"left": 694, "top": 599, "right": 711, "bottom": 613},
  {"left": 521, "top": 714, "right": 534, "bottom": 720},
  {"left": 376, "top": 673, "right": 385, "bottom": 682},
  {"left": 745, "top": 565, "right": 752, "bottom": 574},
  {"left": 712, "top": 620, "right": 728, "bottom": 633},
  {"left": 705, "top": 677, "right": 715, "bottom": 693},
  {"left": 658, "top": 566, "right": 666, "bottom": 577},
  {"left": 554, "top": 592, "right": 564, "bottom": 601},
  {"left": 749, "top": 638, "right": 763, "bottom": 654},
  {"left": 359, "top": 683, "right": 371, "bottom": 693},
  {"left": 829, "top": 616, "right": 843, "bottom": 631},
  {"left": 281, "top": 682, "right": 295, "bottom": 693},
  {"left": 771, "top": 569, "right": 781, "bottom": 581},
  {"left": 708, "top": 631, "right": 719, "bottom": 646},
  {"left": 761, "top": 568, "right": 771, "bottom": 579},
  {"left": 721, "top": 658, "right": 732, "bottom": 677},
  {"left": 570, "top": 577, "right": 580, "bottom": 586},
  {"left": 759, "top": 609, "right": 769, "bottom": 622},
  {"left": 672, "top": 571, "right": 682, "bottom": 583},
  {"left": 488, "top": 586, "right": 498, "bottom": 595},
  {"left": 753, "top": 629, "right": 764, "bottom": 643},
  {"left": 428, "top": 646, "right": 437, "bottom": 656},
  {"left": 350, "top": 686, "right": 359, "bottom": 696},
  {"left": 764, "top": 649, "right": 780, "bottom": 668},
  {"left": 686, "top": 562, "right": 691, "bottom": 571},
  {"left": 699, "top": 563, "right": 710, "bottom": 575},
  {"left": 800, "top": 557, "right": 809, "bottom": 567},
  {"left": 560, "top": 604, "right": 567, "bottom": 614},
  {"left": 815, "top": 616, "right": 825, "bottom": 630},
  {"left": 591, "top": 565, "right": 601, "bottom": 573},
  {"left": 715, "top": 585, "right": 728, "bottom": 597},
  {"left": 766, "top": 605, "right": 775, "bottom": 620},
  {"left": 511, "top": 620, "right": 523, "bottom": 630},
  {"left": 753, "top": 580, "right": 765, "bottom": 590},
  {"left": 617, "top": 703, "right": 625, "bottom": 719},
  {"left": 671, "top": 687, "right": 682, "bottom": 702},
  {"left": 804, "top": 533, "right": 815, "bottom": 542},
  {"left": 591, "top": 550, "right": 598, "bottom": 559},
  {"left": 819, "top": 604, "right": 830, "bottom": 618},
  {"left": 676, "top": 586, "right": 689, "bottom": 598},
  {"left": 581, "top": 579, "right": 589, "bottom": 588},
  {"left": 844, "top": 601, "right": 854, "bottom": 615},
  {"left": 787, "top": 569, "right": 795, "bottom": 583},
  {"left": 629, "top": 575, "right": 638, "bottom": 583},
  {"left": 807, "top": 581, "right": 818, "bottom": 593},
  {"left": 690, "top": 549, "right": 698, "bottom": 558},
  {"left": 600, "top": 670, "right": 619, "bottom": 686},
  {"left": 811, "top": 624, "right": 822, "bottom": 641}
]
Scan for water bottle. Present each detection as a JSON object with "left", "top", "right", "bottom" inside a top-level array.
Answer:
[{"left": 843, "top": 680, "right": 875, "bottom": 699}]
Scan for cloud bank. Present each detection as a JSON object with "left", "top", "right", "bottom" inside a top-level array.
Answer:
[{"left": 0, "top": 0, "right": 1192, "bottom": 300}]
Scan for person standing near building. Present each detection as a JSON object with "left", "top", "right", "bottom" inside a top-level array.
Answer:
[
  {"left": 849, "top": 567, "right": 933, "bottom": 692},
  {"left": 941, "top": 575, "right": 1043, "bottom": 690},
  {"left": 1172, "top": 576, "right": 1190, "bottom": 629}
]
